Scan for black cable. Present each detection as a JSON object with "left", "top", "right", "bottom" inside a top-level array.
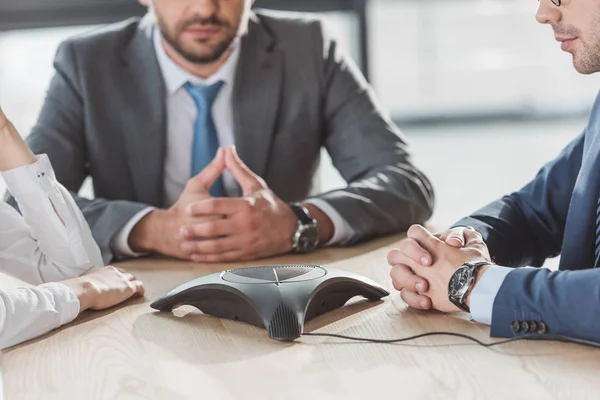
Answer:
[{"left": 303, "top": 331, "right": 600, "bottom": 349}]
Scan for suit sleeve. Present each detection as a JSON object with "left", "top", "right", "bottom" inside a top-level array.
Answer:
[
  {"left": 490, "top": 267, "right": 600, "bottom": 342},
  {"left": 310, "top": 22, "right": 435, "bottom": 244},
  {"left": 3, "top": 41, "right": 149, "bottom": 264},
  {"left": 454, "top": 131, "right": 585, "bottom": 268}
]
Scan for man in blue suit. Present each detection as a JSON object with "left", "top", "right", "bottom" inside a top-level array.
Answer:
[{"left": 387, "top": 0, "right": 600, "bottom": 342}]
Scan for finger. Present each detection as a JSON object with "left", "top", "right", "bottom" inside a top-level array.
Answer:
[
  {"left": 122, "top": 272, "right": 135, "bottom": 282},
  {"left": 225, "top": 146, "right": 266, "bottom": 195},
  {"left": 180, "top": 218, "right": 236, "bottom": 239},
  {"left": 390, "top": 264, "right": 429, "bottom": 293},
  {"left": 463, "top": 226, "right": 485, "bottom": 248},
  {"left": 400, "top": 289, "right": 432, "bottom": 310},
  {"left": 186, "top": 198, "right": 247, "bottom": 217},
  {"left": 114, "top": 266, "right": 127, "bottom": 274},
  {"left": 187, "top": 148, "right": 226, "bottom": 191},
  {"left": 407, "top": 224, "right": 443, "bottom": 253},
  {"left": 131, "top": 280, "right": 145, "bottom": 297},
  {"left": 388, "top": 239, "right": 432, "bottom": 267},
  {"left": 440, "top": 227, "right": 466, "bottom": 248},
  {"left": 0, "top": 105, "right": 7, "bottom": 128},
  {"left": 190, "top": 251, "right": 245, "bottom": 263},
  {"left": 181, "top": 236, "right": 242, "bottom": 255}
]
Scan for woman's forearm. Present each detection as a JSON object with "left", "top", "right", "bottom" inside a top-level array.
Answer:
[{"left": 0, "top": 106, "right": 37, "bottom": 171}]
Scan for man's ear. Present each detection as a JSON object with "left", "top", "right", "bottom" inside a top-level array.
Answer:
[{"left": 138, "top": 0, "right": 149, "bottom": 6}]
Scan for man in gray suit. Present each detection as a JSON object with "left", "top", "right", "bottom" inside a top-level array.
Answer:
[{"left": 11, "top": 0, "right": 434, "bottom": 263}]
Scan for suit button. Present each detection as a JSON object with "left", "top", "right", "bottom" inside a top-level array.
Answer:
[
  {"left": 520, "top": 321, "right": 530, "bottom": 333},
  {"left": 511, "top": 321, "right": 521, "bottom": 333},
  {"left": 528, "top": 321, "right": 538, "bottom": 333},
  {"left": 537, "top": 322, "right": 548, "bottom": 334}
]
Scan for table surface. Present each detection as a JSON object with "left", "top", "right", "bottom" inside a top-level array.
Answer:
[{"left": 2, "top": 234, "right": 600, "bottom": 400}]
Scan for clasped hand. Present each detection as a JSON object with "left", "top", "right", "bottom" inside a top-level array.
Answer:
[
  {"left": 387, "top": 225, "right": 492, "bottom": 313},
  {"left": 133, "top": 147, "right": 298, "bottom": 263}
]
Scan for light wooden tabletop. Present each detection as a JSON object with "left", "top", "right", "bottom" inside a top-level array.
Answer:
[{"left": 2, "top": 234, "right": 600, "bottom": 400}]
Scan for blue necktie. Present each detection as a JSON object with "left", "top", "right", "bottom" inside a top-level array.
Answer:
[
  {"left": 595, "top": 195, "right": 600, "bottom": 268},
  {"left": 185, "top": 81, "right": 225, "bottom": 197}
]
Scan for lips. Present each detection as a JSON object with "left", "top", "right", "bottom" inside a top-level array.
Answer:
[
  {"left": 555, "top": 35, "right": 577, "bottom": 51},
  {"left": 184, "top": 25, "right": 222, "bottom": 39}
]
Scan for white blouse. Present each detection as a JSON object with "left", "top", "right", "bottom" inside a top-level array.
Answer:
[{"left": 0, "top": 155, "right": 102, "bottom": 349}]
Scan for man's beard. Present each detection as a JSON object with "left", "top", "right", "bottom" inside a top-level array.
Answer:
[
  {"left": 553, "top": 16, "right": 600, "bottom": 74},
  {"left": 156, "top": 14, "right": 237, "bottom": 64}
]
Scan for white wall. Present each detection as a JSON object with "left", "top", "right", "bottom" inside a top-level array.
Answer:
[{"left": 369, "top": 0, "right": 600, "bottom": 118}]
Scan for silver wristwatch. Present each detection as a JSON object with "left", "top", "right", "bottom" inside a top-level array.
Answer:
[
  {"left": 448, "top": 261, "right": 490, "bottom": 313},
  {"left": 288, "top": 203, "right": 320, "bottom": 253}
]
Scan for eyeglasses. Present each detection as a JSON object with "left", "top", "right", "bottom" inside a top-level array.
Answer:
[{"left": 538, "top": 0, "right": 561, "bottom": 5}]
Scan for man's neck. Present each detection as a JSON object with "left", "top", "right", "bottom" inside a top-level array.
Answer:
[{"left": 161, "top": 38, "right": 232, "bottom": 79}]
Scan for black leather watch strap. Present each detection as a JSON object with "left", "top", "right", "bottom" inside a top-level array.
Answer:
[{"left": 289, "top": 203, "right": 315, "bottom": 225}]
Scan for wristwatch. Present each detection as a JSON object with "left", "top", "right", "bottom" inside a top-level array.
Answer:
[
  {"left": 288, "top": 202, "right": 320, "bottom": 253},
  {"left": 448, "top": 261, "right": 490, "bottom": 313}
]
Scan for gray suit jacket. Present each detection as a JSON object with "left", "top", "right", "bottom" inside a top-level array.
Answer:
[{"left": 7, "top": 11, "right": 434, "bottom": 263}]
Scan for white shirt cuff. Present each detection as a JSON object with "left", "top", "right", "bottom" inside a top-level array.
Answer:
[
  {"left": 110, "top": 207, "right": 156, "bottom": 258},
  {"left": 39, "top": 283, "right": 81, "bottom": 326},
  {"left": 469, "top": 266, "right": 513, "bottom": 325},
  {"left": 304, "top": 198, "right": 356, "bottom": 246},
  {"left": 1, "top": 155, "right": 57, "bottom": 198}
]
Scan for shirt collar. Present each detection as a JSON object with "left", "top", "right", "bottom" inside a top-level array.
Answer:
[{"left": 153, "top": 28, "right": 240, "bottom": 95}]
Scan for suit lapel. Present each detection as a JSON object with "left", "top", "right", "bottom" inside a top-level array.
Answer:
[
  {"left": 120, "top": 15, "right": 167, "bottom": 206},
  {"left": 561, "top": 118, "right": 600, "bottom": 271},
  {"left": 232, "top": 14, "right": 283, "bottom": 179}
]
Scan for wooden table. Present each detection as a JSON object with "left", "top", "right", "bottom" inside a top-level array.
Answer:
[{"left": 2, "top": 234, "right": 600, "bottom": 400}]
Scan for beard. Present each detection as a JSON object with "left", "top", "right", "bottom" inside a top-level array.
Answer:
[
  {"left": 573, "top": 33, "right": 600, "bottom": 75},
  {"left": 553, "top": 13, "right": 600, "bottom": 74},
  {"left": 156, "top": 13, "right": 238, "bottom": 64}
]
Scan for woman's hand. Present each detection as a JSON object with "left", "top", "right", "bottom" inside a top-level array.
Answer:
[
  {"left": 61, "top": 266, "right": 145, "bottom": 312},
  {"left": 0, "top": 105, "right": 37, "bottom": 171}
]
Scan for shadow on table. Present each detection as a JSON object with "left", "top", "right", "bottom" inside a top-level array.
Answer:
[{"left": 131, "top": 298, "right": 381, "bottom": 364}]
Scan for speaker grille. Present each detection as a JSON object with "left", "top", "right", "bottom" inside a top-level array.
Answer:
[
  {"left": 273, "top": 265, "right": 315, "bottom": 281},
  {"left": 223, "top": 265, "right": 325, "bottom": 285},
  {"left": 228, "top": 267, "right": 276, "bottom": 281},
  {"left": 268, "top": 303, "right": 302, "bottom": 341}
]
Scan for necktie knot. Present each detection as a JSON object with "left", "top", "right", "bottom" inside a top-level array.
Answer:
[{"left": 184, "top": 81, "right": 224, "bottom": 109}]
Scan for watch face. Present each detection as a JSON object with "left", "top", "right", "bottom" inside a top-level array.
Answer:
[
  {"left": 449, "top": 268, "right": 469, "bottom": 297},
  {"left": 295, "top": 224, "right": 319, "bottom": 253}
]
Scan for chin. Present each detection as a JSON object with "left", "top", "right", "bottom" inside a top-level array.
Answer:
[{"left": 573, "top": 60, "right": 600, "bottom": 75}]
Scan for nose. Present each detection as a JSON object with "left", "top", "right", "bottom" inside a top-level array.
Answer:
[
  {"left": 536, "top": 0, "right": 562, "bottom": 25},
  {"left": 189, "top": 0, "right": 219, "bottom": 18}
]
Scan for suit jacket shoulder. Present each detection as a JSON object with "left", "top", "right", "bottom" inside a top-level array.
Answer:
[
  {"left": 252, "top": 10, "right": 341, "bottom": 68},
  {"left": 58, "top": 17, "right": 142, "bottom": 56}
]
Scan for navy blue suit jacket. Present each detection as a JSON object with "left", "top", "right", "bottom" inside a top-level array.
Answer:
[{"left": 456, "top": 92, "right": 600, "bottom": 341}]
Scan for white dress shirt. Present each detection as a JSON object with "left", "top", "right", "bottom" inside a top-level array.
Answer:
[
  {"left": 469, "top": 265, "right": 513, "bottom": 325},
  {"left": 0, "top": 155, "right": 103, "bottom": 349},
  {"left": 112, "top": 29, "right": 354, "bottom": 257}
]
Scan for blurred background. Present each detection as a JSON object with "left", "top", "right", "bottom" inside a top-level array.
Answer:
[{"left": 0, "top": 0, "right": 598, "bottom": 230}]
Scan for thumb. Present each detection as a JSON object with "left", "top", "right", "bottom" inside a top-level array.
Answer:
[
  {"left": 187, "top": 148, "right": 226, "bottom": 192},
  {"left": 0, "top": 105, "right": 8, "bottom": 130},
  {"left": 225, "top": 146, "right": 266, "bottom": 196},
  {"left": 440, "top": 227, "right": 467, "bottom": 248},
  {"left": 407, "top": 224, "right": 443, "bottom": 254},
  {"left": 463, "top": 226, "right": 485, "bottom": 248}
]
